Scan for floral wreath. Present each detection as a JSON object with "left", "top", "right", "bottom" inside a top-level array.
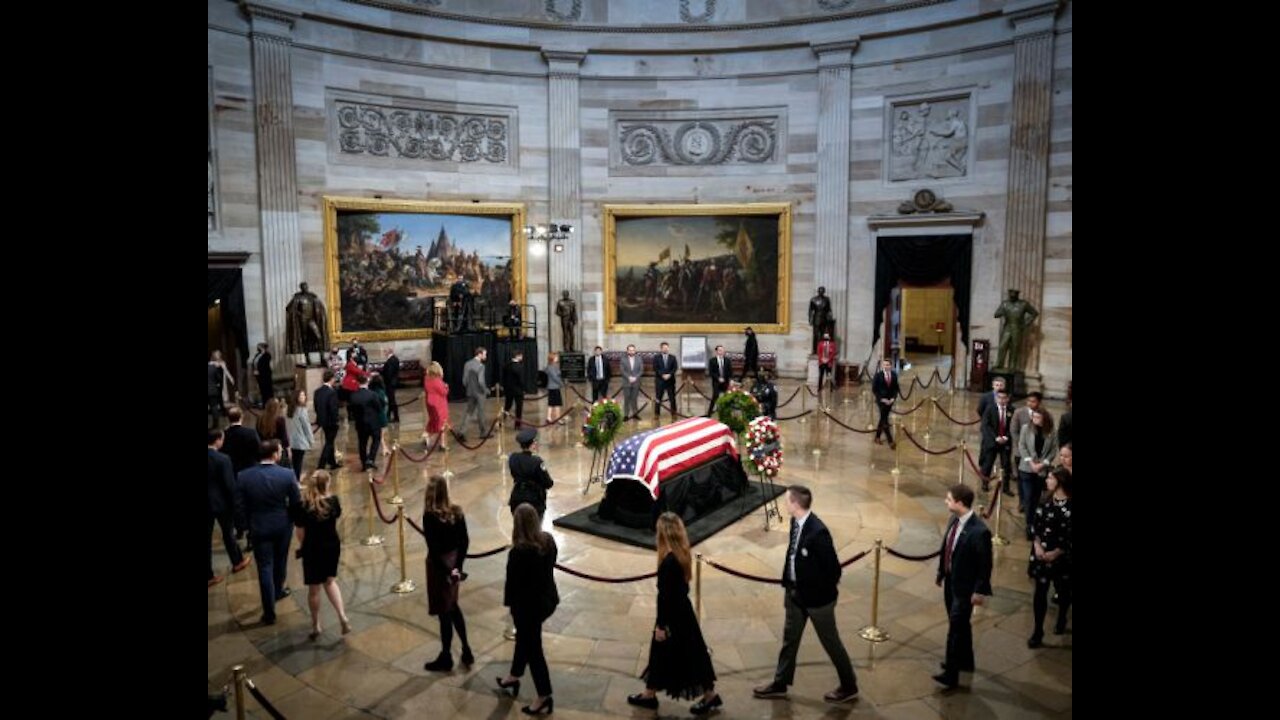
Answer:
[
  {"left": 582, "top": 399, "right": 623, "bottom": 450},
  {"left": 714, "top": 390, "right": 761, "bottom": 435},
  {"left": 745, "top": 415, "right": 783, "bottom": 477}
]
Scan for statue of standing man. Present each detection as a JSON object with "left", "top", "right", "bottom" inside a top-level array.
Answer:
[
  {"left": 808, "top": 286, "right": 833, "bottom": 355},
  {"left": 285, "top": 282, "right": 330, "bottom": 367},
  {"left": 555, "top": 290, "right": 577, "bottom": 353},
  {"left": 993, "top": 289, "right": 1039, "bottom": 371}
]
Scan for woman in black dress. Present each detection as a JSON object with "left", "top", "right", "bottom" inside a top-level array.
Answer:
[
  {"left": 1027, "top": 466, "right": 1072, "bottom": 647},
  {"left": 293, "top": 470, "right": 351, "bottom": 640},
  {"left": 422, "top": 475, "right": 473, "bottom": 672},
  {"left": 627, "top": 512, "right": 721, "bottom": 715},
  {"left": 497, "top": 503, "right": 559, "bottom": 715}
]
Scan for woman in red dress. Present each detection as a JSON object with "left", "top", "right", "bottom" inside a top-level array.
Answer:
[
  {"left": 423, "top": 361, "right": 450, "bottom": 451},
  {"left": 339, "top": 352, "right": 368, "bottom": 421}
]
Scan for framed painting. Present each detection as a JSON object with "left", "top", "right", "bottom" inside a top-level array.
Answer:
[
  {"left": 680, "top": 335, "right": 708, "bottom": 370},
  {"left": 322, "top": 197, "right": 526, "bottom": 342},
  {"left": 604, "top": 203, "right": 791, "bottom": 334}
]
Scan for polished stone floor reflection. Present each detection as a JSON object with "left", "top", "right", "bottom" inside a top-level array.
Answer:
[{"left": 209, "top": 377, "right": 1071, "bottom": 718}]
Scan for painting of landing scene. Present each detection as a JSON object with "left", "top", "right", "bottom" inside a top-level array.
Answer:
[{"left": 323, "top": 197, "right": 525, "bottom": 341}]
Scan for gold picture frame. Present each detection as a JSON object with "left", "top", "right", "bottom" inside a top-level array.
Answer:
[
  {"left": 604, "top": 203, "right": 791, "bottom": 334},
  {"left": 323, "top": 196, "right": 526, "bottom": 342}
]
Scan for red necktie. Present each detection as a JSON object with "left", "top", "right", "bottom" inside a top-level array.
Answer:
[
  {"left": 998, "top": 408, "right": 1006, "bottom": 436},
  {"left": 884, "top": 372, "right": 890, "bottom": 385},
  {"left": 944, "top": 520, "right": 959, "bottom": 574}
]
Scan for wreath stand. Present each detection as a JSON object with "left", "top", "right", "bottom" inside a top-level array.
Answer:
[{"left": 582, "top": 413, "right": 618, "bottom": 497}]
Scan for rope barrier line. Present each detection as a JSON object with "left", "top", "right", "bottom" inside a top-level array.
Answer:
[
  {"left": 397, "top": 432, "right": 443, "bottom": 463},
  {"left": 394, "top": 392, "right": 422, "bottom": 407},
  {"left": 467, "top": 544, "right": 510, "bottom": 559},
  {"left": 822, "top": 409, "right": 876, "bottom": 434},
  {"left": 554, "top": 563, "right": 657, "bottom": 584},
  {"left": 884, "top": 547, "right": 943, "bottom": 562},
  {"left": 702, "top": 547, "right": 871, "bottom": 584},
  {"left": 245, "top": 678, "right": 287, "bottom": 720},
  {"left": 838, "top": 548, "right": 872, "bottom": 568},
  {"left": 981, "top": 479, "right": 1004, "bottom": 520},
  {"left": 890, "top": 398, "right": 928, "bottom": 416},
  {"left": 775, "top": 385, "right": 804, "bottom": 408},
  {"left": 912, "top": 374, "right": 935, "bottom": 390},
  {"left": 368, "top": 478, "right": 398, "bottom": 525},
  {"left": 900, "top": 426, "right": 960, "bottom": 455},
  {"left": 449, "top": 417, "right": 504, "bottom": 450},
  {"left": 519, "top": 403, "right": 581, "bottom": 428},
  {"left": 369, "top": 452, "right": 396, "bottom": 485},
  {"left": 406, "top": 515, "right": 425, "bottom": 536},
  {"left": 896, "top": 383, "right": 916, "bottom": 401},
  {"left": 963, "top": 448, "right": 993, "bottom": 482},
  {"left": 776, "top": 409, "right": 815, "bottom": 422},
  {"left": 933, "top": 400, "right": 980, "bottom": 426}
]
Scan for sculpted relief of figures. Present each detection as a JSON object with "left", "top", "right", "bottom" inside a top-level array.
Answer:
[
  {"left": 336, "top": 101, "right": 510, "bottom": 165},
  {"left": 889, "top": 98, "right": 971, "bottom": 181}
]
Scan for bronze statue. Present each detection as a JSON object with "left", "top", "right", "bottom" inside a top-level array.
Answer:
[
  {"left": 808, "top": 286, "right": 833, "bottom": 354},
  {"left": 285, "top": 282, "right": 329, "bottom": 366},
  {"left": 994, "top": 289, "right": 1039, "bottom": 371},
  {"left": 555, "top": 290, "right": 577, "bottom": 353}
]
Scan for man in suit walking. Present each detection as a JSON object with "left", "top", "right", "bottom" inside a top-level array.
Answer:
[
  {"left": 978, "top": 388, "right": 1014, "bottom": 492},
  {"left": 871, "top": 359, "right": 899, "bottom": 448},
  {"left": 620, "top": 344, "right": 642, "bottom": 421},
  {"left": 313, "top": 369, "right": 341, "bottom": 470},
  {"left": 209, "top": 429, "right": 250, "bottom": 587},
  {"left": 222, "top": 407, "right": 261, "bottom": 478},
  {"left": 933, "top": 483, "right": 994, "bottom": 689},
  {"left": 460, "top": 347, "right": 490, "bottom": 441},
  {"left": 587, "top": 346, "right": 611, "bottom": 401},
  {"left": 382, "top": 348, "right": 401, "bottom": 423},
  {"left": 349, "top": 375, "right": 382, "bottom": 471},
  {"left": 741, "top": 327, "right": 759, "bottom": 381},
  {"left": 235, "top": 439, "right": 302, "bottom": 625},
  {"left": 706, "top": 345, "right": 731, "bottom": 416},
  {"left": 753, "top": 485, "right": 859, "bottom": 704},
  {"left": 502, "top": 350, "right": 527, "bottom": 427},
  {"left": 653, "top": 341, "right": 679, "bottom": 421}
]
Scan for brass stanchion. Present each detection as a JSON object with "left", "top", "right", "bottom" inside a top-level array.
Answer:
[
  {"left": 388, "top": 444, "right": 403, "bottom": 506},
  {"left": 362, "top": 474, "right": 384, "bottom": 546},
  {"left": 991, "top": 474, "right": 1010, "bottom": 546},
  {"left": 232, "top": 664, "right": 247, "bottom": 720},
  {"left": 391, "top": 506, "right": 417, "bottom": 593},
  {"left": 923, "top": 398, "right": 934, "bottom": 441},
  {"left": 858, "top": 539, "right": 890, "bottom": 642},
  {"left": 891, "top": 420, "right": 902, "bottom": 475},
  {"left": 442, "top": 436, "right": 454, "bottom": 479},
  {"left": 798, "top": 381, "right": 808, "bottom": 423},
  {"left": 958, "top": 438, "right": 966, "bottom": 485},
  {"left": 695, "top": 553, "right": 704, "bottom": 623}
]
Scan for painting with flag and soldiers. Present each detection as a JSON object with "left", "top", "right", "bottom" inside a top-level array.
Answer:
[
  {"left": 323, "top": 197, "right": 525, "bottom": 342},
  {"left": 604, "top": 203, "right": 791, "bottom": 334}
]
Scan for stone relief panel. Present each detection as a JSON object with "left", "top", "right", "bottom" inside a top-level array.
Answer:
[
  {"left": 887, "top": 95, "right": 972, "bottom": 182},
  {"left": 544, "top": 0, "right": 582, "bottom": 21},
  {"left": 610, "top": 108, "right": 785, "bottom": 175},
  {"left": 680, "top": 0, "right": 716, "bottom": 24},
  {"left": 329, "top": 92, "right": 518, "bottom": 169}
]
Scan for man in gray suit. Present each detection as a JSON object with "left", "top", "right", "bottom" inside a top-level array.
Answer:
[
  {"left": 460, "top": 347, "right": 490, "bottom": 441},
  {"left": 621, "top": 344, "right": 642, "bottom": 421}
]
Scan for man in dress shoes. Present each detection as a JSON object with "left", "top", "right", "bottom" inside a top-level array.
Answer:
[
  {"left": 871, "top": 358, "right": 899, "bottom": 449},
  {"left": 235, "top": 440, "right": 302, "bottom": 625},
  {"left": 382, "top": 347, "right": 401, "bottom": 423},
  {"left": 620, "top": 344, "right": 643, "bottom": 421},
  {"left": 208, "top": 429, "right": 250, "bottom": 587},
  {"left": 932, "top": 483, "right": 993, "bottom": 689},
  {"left": 752, "top": 485, "right": 859, "bottom": 704},
  {"left": 460, "top": 347, "right": 490, "bottom": 441},
  {"left": 587, "top": 346, "right": 611, "bottom": 401},
  {"left": 706, "top": 345, "right": 732, "bottom": 417},
  {"left": 653, "top": 341, "right": 679, "bottom": 421},
  {"left": 348, "top": 375, "right": 382, "bottom": 472},
  {"left": 978, "top": 388, "right": 1014, "bottom": 492},
  {"left": 313, "top": 370, "right": 341, "bottom": 470},
  {"left": 976, "top": 376, "right": 1006, "bottom": 421}
]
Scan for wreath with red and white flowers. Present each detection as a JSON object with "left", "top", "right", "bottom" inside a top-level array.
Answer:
[{"left": 745, "top": 415, "right": 783, "bottom": 477}]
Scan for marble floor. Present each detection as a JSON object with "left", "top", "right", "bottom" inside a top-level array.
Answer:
[{"left": 208, "top": 377, "right": 1071, "bottom": 718}]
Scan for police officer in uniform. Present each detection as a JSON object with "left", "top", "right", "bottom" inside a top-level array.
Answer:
[{"left": 508, "top": 428, "right": 554, "bottom": 518}]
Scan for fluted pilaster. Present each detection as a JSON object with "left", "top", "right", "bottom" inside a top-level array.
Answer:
[
  {"left": 543, "top": 50, "right": 586, "bottom": 354},
  {"left": 812, "top": 40, "right": 859, "bottom": 359}
]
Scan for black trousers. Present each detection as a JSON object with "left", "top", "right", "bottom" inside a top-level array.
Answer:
[
  {"left": 387, "top": 388, "right": 399, "bottom": 423},
  {"left": 941, "top": 578, "right": 976, "bottom": 675},
  {"left": 510, "top": 612, "right": 553, "bottom": 697},
  {"left": 978, "top": 442, "right": 1013, "bottom": 486},
  {"left": 591, "top": 380, "right": 608, "bottom": 401},
  {"left": 319, "top": 424, "right": 338, "bottom": 468},
  {"left": 252, "top": 527, "right": 292, "bottom": 621},
  {"left": 208, "top": 393, "right": 224, "bottom": 428},
  {"left": 1031, "top": 574, "right": 1072, "bottom": 638},
  {"left": 290, "top": 449, "right": 306, "bottom": 480},
  {"left": 706, "top": 381, "right": 726, "bottom": 416},
  {"left": 356, "top": 423, "right": 379, "bottom": 468},
  {"left": 257, "top": 376, "right": 273, "bottom": 405},
  {"left": 654, "top": 381, "right": 677, "bottom": 417},
  {"left": 208, "top": 510, "right": 244, "bottom": 579},
  {"left": 875, "top": 401, "right": 894, "bottom": 442},
  {"left": 504, "top": 391, "right": 525, "bottom": 422}
]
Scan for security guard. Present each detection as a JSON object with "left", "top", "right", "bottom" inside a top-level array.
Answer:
[{"left": 508, "top": 427, "right": 554, "bottom": 517}]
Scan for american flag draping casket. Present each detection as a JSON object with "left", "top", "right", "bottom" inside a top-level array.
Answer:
[{"left": 605, "top": 417, "right": 740, "bottom": 500}]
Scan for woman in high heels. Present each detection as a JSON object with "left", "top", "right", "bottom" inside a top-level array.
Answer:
[
  {"left": 293, "top": 471, "right": 352, "bottom": 639},
  {"left": 422, "top": 475, "right": 473, "bottom": 672},
  {"left": 496, "top": 503, "right": 559, "bottom": 715},
  {"left": 627, "top": 512, "right": 722, "bottom": 715}
]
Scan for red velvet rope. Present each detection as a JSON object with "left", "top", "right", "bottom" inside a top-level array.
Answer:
[
  {"left": 822, "top": 409, "right": 876, "bottom": 434},
  {"left": 839, "top": 548, "right": 872, "bottom": 568},
  {"left": 933, "top": 401, "right": 980, "bottom": 426},
  {"left": 896, "top": 383, "right": 916, "bottom": 401},
  {"left": 981, "top": 479, "right": 1004, "bottom": 520},
  {"left": 776, "top": 409, "right": 814, "bottom": 422},
  {"left": 394, "top": 392, "right": 422, "bottom": 407},
  {"left": 554, "top": 563, "right": 657, "bottom": 584},
  {"left": 467, "top": 544, "right": 510, "bottom": 559},
  {"left": 406, "top": 516, "right": 425, "bottom": 536},
  {"left": 900, "top": 426, "right": 960, "bottom": 456},
  {"left": 517, "top": 404, "right": 582, "bottom": 428},
  {"left": 884, "top": 546, "right": 943, "bottom": 562},
  {"left": 775, "top": 386, "right": 804, "bottom": 408},
  {"left": 963, "top": 448, "right": 992, "bottom": 482},
  {"left": 913, "top": 374, "right": 935, "bottom": 390},
  {"left": 688, "top": 382, "right": 712, "bottom": 400},
  {"left": 397, "top": 433, "right": 443, "bottom": 463},
  {"left": 891, "top": 398, "right": 928, "bottom": 416},
  {"left": 367, "top": 478, "right": 398, "bottom": 524},
  {"left": 701, "top": 557, "right": 781, "bottom": 585},
  {"left": 624, "top": 401, "right": 651, "bottom": 420},
  {"left": 449, "top": 417, "right": 504, "bottom": 450},
  {"left": 244, "top": 678, "right": 287, "bottom": 720}
]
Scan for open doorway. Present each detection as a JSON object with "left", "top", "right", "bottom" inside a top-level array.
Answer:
[
  {"left": 208, "top": 260, "right": 250, "bottom": 396},
  {"left": 872, "top": 235, "right": 972, "bottom": 383}
]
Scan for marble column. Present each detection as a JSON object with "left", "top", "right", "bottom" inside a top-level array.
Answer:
[
  {"left": 811, "top": 40, "right": 859, "bottom": 360},
  {"left": 245, "top": 2, "right": 303, "bottom": 380},
  {"left": 1000, "top": 0, "right": 1061, "bottom": 377},
  {"left": 543, "top": 50, "right": 586, "bottom": 356}
]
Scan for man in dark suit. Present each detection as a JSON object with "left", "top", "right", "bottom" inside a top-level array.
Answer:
[
  {"left": 933, "top": 483, "right": 994, "bottom": 689},
  {"left": 753, "top": 485, "right": 859, "bottom": 704},
  {"left": 235, "top": 440, "right": 302, "bottom": 625},
  {"left": 653, "top": 341, "right": 679, "bottom": 420},
  {"left": 350, "top": 339, "right": 369, "bottom": 369},
  {"left": 313, "top": 369, "right": 341, "bottom": 470},
  {"left": 254, "top": 343, "right": 274, "bottom": 407},
  {"left": 976, "top": 376, "right": 1006, "bottom": 421},
  {"left": 502, "top": 351, "right": 527, "bottom": 427},
  {"left": 208, "top": 429, "right": 250, "bottom": 587},
  {"left": 706, "top": 345, "right": 732, "bottom": 416},
  {"left": 741, "top": 327, "right": 759, "bottom": 381},
  {"left": 871, "top": 358, "right": 899, "bottom": 448},
  {"left": 349, "top": 375, "right": 382, "bottom": 471},
  {"left": 382, "top": 348, "right": 401, "bottom": 423},
  {"left": 222, "top": 407, "right": 261, "bottom": 477},
  {"left": 587, "top": 346, "right": 610, "bottom": 401},
  {"left": 978, "top": 389, "right": 1014, "bottom": 492}
]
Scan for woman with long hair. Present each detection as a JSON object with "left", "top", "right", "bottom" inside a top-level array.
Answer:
[
  {"left": 208, "top": 350, "right": 235, "bottom": 428},
  {"left": 1027, "top": 466, "right": 1072, "bottom": 647},
  {"left": 627, "top": 512, "right": 721, "bottom": 715},
  {"left": 422, "top": 475, "right": 473, "bottom": 671},
  {"left": 293, "top": 471, "right": 351, "bottom": 639},
  {"left": 497, "top": 504, "right": 559, "bottom": 715},
  {"left": 1016, "top": 408, "right": 1057, "bottom": 539},
  {"left": 256, "top": 398, "right": 290, "bottom": 468},
  {"left": 544, "top": 352, "right": 564, "bottom": 425},
  {"left": 423, "top": 361, "right": 450, "bottom": 451},
  {"left": 285, "top": 389, "right": 316, "bottom": 480}
]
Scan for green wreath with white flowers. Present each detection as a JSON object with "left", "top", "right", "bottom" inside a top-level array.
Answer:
[
  {"left": 581, "top": 399, "right": 624, "bottom": 450},
  {"left": 714, "top": 390, "right": 761, "bottom": 435}
]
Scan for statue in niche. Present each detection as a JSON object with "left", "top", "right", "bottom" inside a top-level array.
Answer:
[
  {"left": 993, "top": 289, "right": 1039, "bottom": 371},
  {"left": 555, "top": 290, "right": 578, "bottom": 353},
  {"left": 285, "top": 282, "right": 330, "bottom": 367}
]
